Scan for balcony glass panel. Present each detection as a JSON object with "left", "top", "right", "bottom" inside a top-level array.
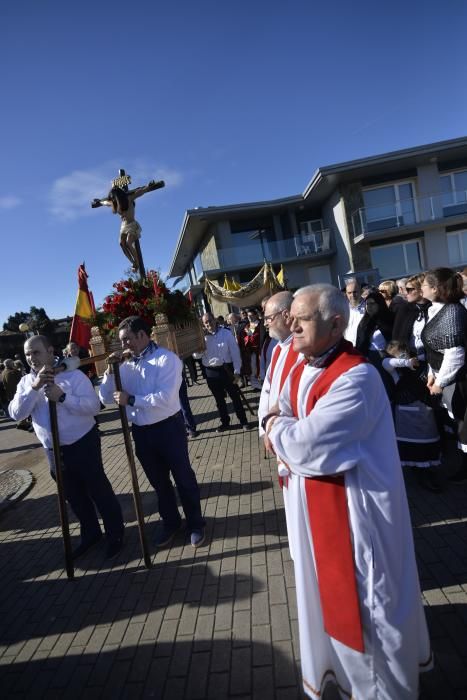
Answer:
[
  {"left": 212, "top": 230, "right": 332, "bottom": 269},
  {"left": 362, "top": 183, "right": 416, "bottom": 232}
]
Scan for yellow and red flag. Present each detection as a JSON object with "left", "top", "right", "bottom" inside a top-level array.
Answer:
[{"left": 70, "top": 263, "right": 95, "bottom": 349}]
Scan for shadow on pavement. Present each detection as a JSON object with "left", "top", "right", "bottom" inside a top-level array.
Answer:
[{"left": 0, "top": 638, "right": 301, "bottom": 698}]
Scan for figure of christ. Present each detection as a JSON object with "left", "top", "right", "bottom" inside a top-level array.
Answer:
[{"left": 92, "top": 178, "right": 165, "bottom": 273}]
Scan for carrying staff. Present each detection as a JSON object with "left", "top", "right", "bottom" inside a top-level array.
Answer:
[
  {"left": 99, "top": 316, "right": 206, "bottom": 549},
  {"left": 201, "top": 313, "right": 252, "bottom": 433},
  {"left": 9, "top": 336, "right": 124, "bottom": 561}
]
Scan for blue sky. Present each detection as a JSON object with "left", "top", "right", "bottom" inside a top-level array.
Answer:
[{"left": 2, "top": 0, "right": 466, "bottom": 326}]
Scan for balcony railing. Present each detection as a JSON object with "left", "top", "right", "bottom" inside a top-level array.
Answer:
[
  {"left": 352, "top": 190, "right": 467, "bottom": 238},
  {"left": 211, "top": 230, "right": 332, "bottom": 270}
]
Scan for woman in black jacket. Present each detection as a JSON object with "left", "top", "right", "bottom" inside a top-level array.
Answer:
[{"left": 355, "top": 291, "right": 394, "bottom": 396}]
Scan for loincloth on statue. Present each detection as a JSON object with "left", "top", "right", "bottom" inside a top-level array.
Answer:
[{"left": 120, "top": 220, "right": 142, "bottom": 241}]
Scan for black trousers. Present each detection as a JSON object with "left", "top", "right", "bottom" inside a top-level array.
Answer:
[
  {"left": 132, "top": 412, "right": 205, "bottom": 531},
  {"left": 205, "top": 365, "right": 247, "bottom": 426},
  {"left": 46, "top": 425, "right": 124, "bottom": 544}
]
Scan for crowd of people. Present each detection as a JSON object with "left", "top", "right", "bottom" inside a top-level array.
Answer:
[
  {"left": 5, "top": 267, "right": 467, "bottom": 698},
  {"left": 343, "top": 267, "right": 467, "bottom": 492}
]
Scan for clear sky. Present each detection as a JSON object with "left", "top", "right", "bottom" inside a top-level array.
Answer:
[{"left": 2, "top": 0, "right": 466, "bottom": 326}]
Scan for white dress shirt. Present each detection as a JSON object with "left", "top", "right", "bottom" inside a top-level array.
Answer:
[
  {"left": 202, "top": 327, "right": 242, "bottom": 374},
  {"left": 99, "top": 344, "right": 182, "bottom": 425},
  {"left": 9, "top": 370, "right": 100, "bottom": 448},
  {"left": 344, "top": 303, "right": 365, "bottom": 346}
]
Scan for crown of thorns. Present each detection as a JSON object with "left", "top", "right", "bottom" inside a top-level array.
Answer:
[{"left": 112, "top": 174, "right": 132, "bottom": 190}]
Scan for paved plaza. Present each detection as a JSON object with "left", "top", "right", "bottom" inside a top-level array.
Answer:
[{"left": 1, "top": 380, "right": 467, "bottom": 699}]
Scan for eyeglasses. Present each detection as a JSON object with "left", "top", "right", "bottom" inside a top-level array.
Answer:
[
  {"left": 405, "top": 287, "right": 416, "bottom": 293},
  {"left": 264, "top": 310, "right": 282, "bottom": 323}
]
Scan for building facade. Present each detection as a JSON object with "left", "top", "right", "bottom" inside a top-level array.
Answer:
[{"left": 168, "top": 137, "right": 467, "bottom": 312}]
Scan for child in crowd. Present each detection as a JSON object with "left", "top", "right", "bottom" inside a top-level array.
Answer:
[{"left": 382, "top": 340, "right": 441, "bottom": 492}]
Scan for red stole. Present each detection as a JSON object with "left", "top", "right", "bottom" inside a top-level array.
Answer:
[
  {"left": 270, "top": 341, "right": 299, "bottom": 393},
  {"left": 289, "top": 341, "right": 366, "bottom": 653}
]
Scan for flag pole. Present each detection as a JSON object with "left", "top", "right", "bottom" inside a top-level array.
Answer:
[{"left": 112, "top": 361, "right": 152, "bottom": 569}]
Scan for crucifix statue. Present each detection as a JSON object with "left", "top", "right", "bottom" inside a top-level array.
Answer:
[{"left": 91, "top": 169, "right": 165, "bottom": 279}]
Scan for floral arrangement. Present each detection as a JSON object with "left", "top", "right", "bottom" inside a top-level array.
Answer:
[{"left": 93, "top": 270, "right": 195, "bottom": 334}]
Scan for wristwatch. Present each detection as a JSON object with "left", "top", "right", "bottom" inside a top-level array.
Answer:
[
  {"left": 128, "top": 395, "right": 135, "bottom": 407},
  {"left": 58, "top": 392, "right": 66, "bottom": 403}
]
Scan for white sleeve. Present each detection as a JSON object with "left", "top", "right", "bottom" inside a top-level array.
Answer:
[
  {"left": 226, "top": 331, "right": 242, "bottom": 374},
  {"left": 257, "top": 366, "right": 272, "bottom": 436},
  {"left": 269, "top": 368, "right": 376, "bottom": 478},
  {"left": 99, "top": 371, "right": 116, "bottom": 404},
  {"left": 8, "top": 376, "right": 41, "bottom": 421},
  {"left": 436, "top": 346, "right": 465, "bottom": 387}
]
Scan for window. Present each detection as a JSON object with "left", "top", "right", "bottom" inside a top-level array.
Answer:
[
  {"left": 297, "top": 219, "right": 326, "bottom": 254},
  {"left": 362, "top": 182, "right": 417, "bottom": 232},
  {"left": 370, "top": 239, "right": 424, "bottom": 279},
  {"left": 192, "top": 254, "right": 203, "bottom": 281},
  {"left": 447, "top": 230, "right": 467, "bottom": 265},
  {"left": 440, "top": 170, "right": 467, "bottom": 216}
]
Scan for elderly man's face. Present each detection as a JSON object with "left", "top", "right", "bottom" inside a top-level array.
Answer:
[
  {"left": 345, "top": 282, "right": 361, "bottom": 308},
  {"left": 290, "top": 292, "right": 342, "bottom": 359}
]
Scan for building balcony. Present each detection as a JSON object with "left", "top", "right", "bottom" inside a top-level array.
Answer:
[
  {"left": 352, "top": 190, "right": 467, "bottom": 242},
  {"left": 203, "top": 230, "right": 333, "bottom": 273}
]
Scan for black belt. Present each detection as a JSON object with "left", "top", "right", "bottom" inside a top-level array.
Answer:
[{"left": 132, "top": 411, "right": 181, "bottom": 431}]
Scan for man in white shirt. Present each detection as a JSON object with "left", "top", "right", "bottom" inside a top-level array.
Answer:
[
  {"left": 100, "top": 316, "right": 205, "bottom": 548},
  {"left": 9, "top": 336, "right": 124, "bottom": 560},
  {"left": 201, "top": 313, "right": 251, "bottom": 432},
  {"left": 343, "top": 278, "right": 365, "bottom": 346},
  {"left": 263, "top": 285, "right": 431, "bottom": 699}
]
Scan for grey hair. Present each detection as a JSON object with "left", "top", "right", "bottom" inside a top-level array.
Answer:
[
  {"left": 293, "top": 284, "right": 350, "bottom": 324},
  {"left": 268, "top": 290, "right": 294, "bottom": 313}
]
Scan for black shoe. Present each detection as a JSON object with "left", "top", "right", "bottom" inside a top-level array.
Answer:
[
  {"left": 448, "top": 468, "right": 467, "bottom": 483},
  {"left": 153, "top": 523, "right": 182, "bottom": 547},
  {"left": 105, "top": 537, "right": 124, "bottom": 559},
  {"left": 242, "top": 423, "right": 253, "bottom": 431},
  {"left": 216, "top": 424, "right": 229, "bottom": 433},
  {"left": 187, "top": 430, "right": 199, "bottom": 439},
  {"left": 72, "top": 534, "right": 102, "bottom": 560}
]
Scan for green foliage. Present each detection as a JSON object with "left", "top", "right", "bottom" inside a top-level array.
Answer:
[{"left": 3, "top": 306, "right": 53, "bottom": 335}]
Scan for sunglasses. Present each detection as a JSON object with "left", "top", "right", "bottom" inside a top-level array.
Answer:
[{"left": 405, "top": 287, "right": 416, "bottom": 293}]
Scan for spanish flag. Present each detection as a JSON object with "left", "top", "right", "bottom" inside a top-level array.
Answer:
[{"left": 70, "top": 263, "right": 95, "bottom": 350}]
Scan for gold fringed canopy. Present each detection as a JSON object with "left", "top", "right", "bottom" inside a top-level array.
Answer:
[{"left": 205, "top": 263, "right": 283, "bottom": 308}]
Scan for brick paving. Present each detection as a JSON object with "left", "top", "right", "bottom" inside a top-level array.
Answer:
[{"left": 0, "top": 380, "right": 467, "bottom": 699}]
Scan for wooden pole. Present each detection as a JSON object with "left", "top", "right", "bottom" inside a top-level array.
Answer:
[
  {"left": 49, "top": 400, "right": 74, "bottom": 580},
  {"left": 112, "top": 361, "right": 152, "bottom": 568},
  {"left": 134, "top": 240, "right": 146, "bottom": 281}
]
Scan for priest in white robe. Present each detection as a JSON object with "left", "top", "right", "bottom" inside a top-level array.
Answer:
[{"left": 263, "top": 284, "right": 432, "bottom": 700}]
